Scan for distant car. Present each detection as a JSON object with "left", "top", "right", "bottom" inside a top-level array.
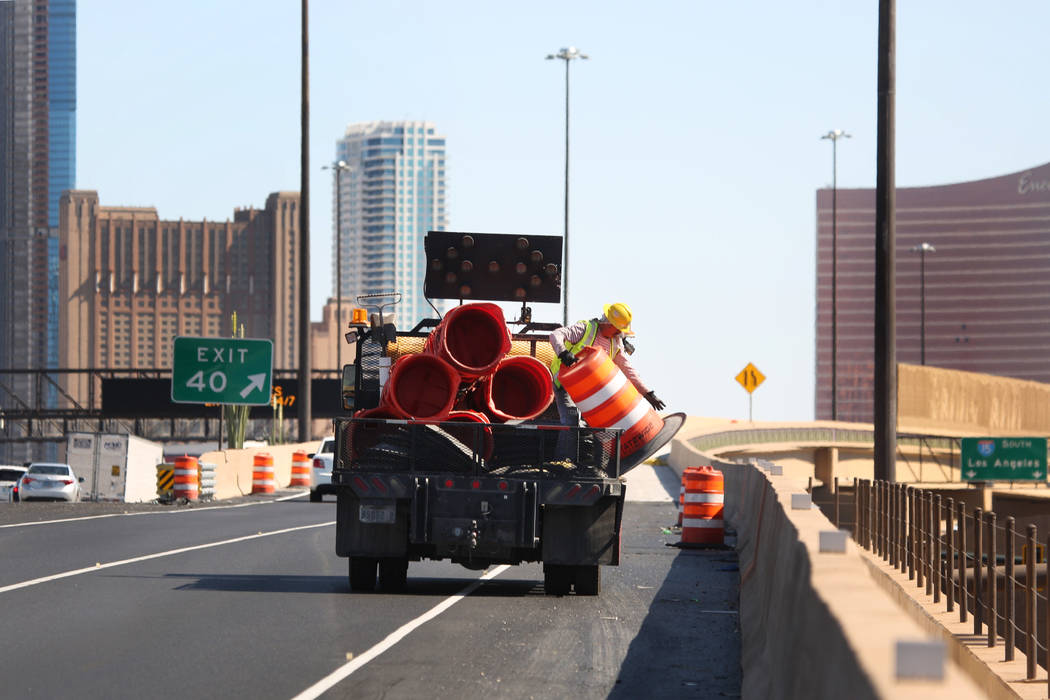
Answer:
[
  {"left": 19, "top": 463, "right": 83, "bottom": 502},
  {"left": 310, "top": 436, "right": 336, "bottom": 503},
  {"left": 1, "top": 466, "right": 28, "bottom": 503}
]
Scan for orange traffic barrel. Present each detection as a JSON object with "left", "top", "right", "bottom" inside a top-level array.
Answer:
[
  {"left": 677, "top": 467, "right": 700, "bottom": 527},
  {"left": 173, "top": 455, "right": 199, "bottom": 501},
  {"left": 290, "top": 450, "right": 311, "bottom": 487},
  {"left": 380, "top": 353, "right": 460, "bottom": 421},
  {"left": 423, "top": 302, "right": 512, "bottom": 380},
  {"left": 475, "top": 355, "right": 554, "bottom": 422},
  {"left": 681, "top": 466, "right": 725, "bottom": 546},
  {"left": 252, "top": 453, "right": 276, "bottom": 494},
  {"left": 556, "top": 345, "right": 664, "bottom": 459}
]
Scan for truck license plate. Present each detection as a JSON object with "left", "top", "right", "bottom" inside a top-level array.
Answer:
[{"left": 359, "top": 504, "right": 395, "bottom": 524}]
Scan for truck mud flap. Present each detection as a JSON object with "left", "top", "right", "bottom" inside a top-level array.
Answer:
[
  {"left": 336, "top": 491, "right": 409, "bottom": 558},
  {"left": 541, "top": 496, "right": 622, "bottom": 566}
]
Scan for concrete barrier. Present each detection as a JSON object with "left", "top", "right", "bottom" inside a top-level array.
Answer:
[
  {"left": 198, "top": 442, "right": 317, "bottom": 499},
  {"left": 670, "top": 435, "right": 983, "bottom": 698}
]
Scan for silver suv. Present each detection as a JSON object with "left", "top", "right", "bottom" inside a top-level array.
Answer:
[{"left": 310, "top": 436, "right": 335, "bottom": 502}]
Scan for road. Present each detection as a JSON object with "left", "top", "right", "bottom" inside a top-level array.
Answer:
[{"left": 0, "top": 466, "right": 740, "bottom": 699}]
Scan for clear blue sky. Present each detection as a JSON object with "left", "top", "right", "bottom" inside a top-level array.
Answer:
[{"left": 76, "top": 1, "right": 1050, "bottom": 422}]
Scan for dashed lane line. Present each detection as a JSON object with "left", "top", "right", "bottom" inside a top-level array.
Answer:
[
  {"left": 291, "top": 565, "right": 512, "bottom": 700},
  {"left": 0, "top": 520, "right": 334, "bottom": 594}
]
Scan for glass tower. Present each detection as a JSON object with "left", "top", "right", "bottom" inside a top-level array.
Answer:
[
  {"left": 334, "top": 120, "right": 448, "bottom": 329},
  {"left": 0, "top": 0, "right": 76, "bottom": 462}
]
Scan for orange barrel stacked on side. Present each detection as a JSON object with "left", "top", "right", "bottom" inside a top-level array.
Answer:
[
  {"left": 290, "top": 450, "right": 311, "bottom": 487},
  {"left": 681, "top": 466, "right": 724, "bottom": 546},
  {"left": 173, "top": 455, "right": 199, "bottom": 501},
  {"left": 251, "top": 453, "right": 276, "bottom": 494}
]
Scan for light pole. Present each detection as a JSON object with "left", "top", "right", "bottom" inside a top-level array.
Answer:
[
  {"left": 911, "top": 242, "right": 935, "bottom": 365},
  {"left": 821, "top": 128, "right": 850, "bottom": 420},
  {"left": 323, "top": 160, "right": 350, "bottom": 371},
  {"left": 547, "top": 46, "right": 588, "bottom": 327}
]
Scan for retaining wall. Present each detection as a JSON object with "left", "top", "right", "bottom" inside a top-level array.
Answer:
[{"left": 669, "top": 437, "right": 983, "bottom": 698}]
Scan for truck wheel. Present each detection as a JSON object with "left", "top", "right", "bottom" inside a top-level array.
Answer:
[
  {"left": 349, "top": 557, "right": 378, "bottom": 592},
  {"left": 378, "top": 558, "right": 409, "bottom": 591},
  {"left": 574, "top": 565, "right": 601, "bottom": 596},
  {"left": 543, "top": 564, "right": 572, "bottom": 596},
  {"left": 309, "top": 489, "right": 322, "bottom": 503}
]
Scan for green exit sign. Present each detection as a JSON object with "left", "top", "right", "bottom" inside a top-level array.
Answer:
[
  {"left": 171, "top": 336, "right": 273, "bottom": 406},
  {"left": 960, "top": 437, "right": 1048, "bottom": 482}
]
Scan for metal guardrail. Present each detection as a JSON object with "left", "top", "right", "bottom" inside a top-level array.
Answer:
[{"left": 857, "top": 479, "right": 1050, "bottom": 687}]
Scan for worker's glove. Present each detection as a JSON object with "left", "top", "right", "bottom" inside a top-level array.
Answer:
[
  {"left": 558, "top": 350, "right": 578, "bottom": 367},
  {"left": 644, "top": 391, "right": 666, "bottom": 411}
]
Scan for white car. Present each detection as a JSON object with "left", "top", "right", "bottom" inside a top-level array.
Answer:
[
  {"left": 19, "top": 462, "right": 83, "bottom": 502},
  {"left": 1, "top": 465, "right": 28, "bottom": 502},
  {"left": 310, "top": 436, "right": 335, "bottom": 502}
]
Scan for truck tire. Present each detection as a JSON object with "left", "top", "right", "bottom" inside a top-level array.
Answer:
[
  {"left": 574, "top": 565, "right": 601, "bottom": 596},
  {"left": 309, "top": 489, "right": 322, "bottom": 503},
  {"left": 543, "top": 564, "right": 572, "bottom": 596},
  {"left": 378, "top": 557, "right": 409, "bottom": 591},
  {"left": 349, "top": 557, "right": 378, "bottom": 592}
]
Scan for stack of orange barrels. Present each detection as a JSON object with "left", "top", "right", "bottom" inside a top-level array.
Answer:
[
  {"left": 679, "top": 466, "right": 725, "bottom": 546},
  {"left": 361, "top": 302, "right": 554, "bottom": 428},
  {"left": 289, "top": 450, "right": 311, "bottom": 487},
  {"left": 173, "top": 455, "right": 199, "bottom": 501},
  {"left": 251, "top": 453, "right": 276, "bottom": 495}
]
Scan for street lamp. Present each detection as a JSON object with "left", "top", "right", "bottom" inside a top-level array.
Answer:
[
  {"left": 546, "top": 46, "right": 588, "bottom": 326},
  {"left": 821, "top": 128, "right": 850, "bottom": 420},
  {"left": 323, "top": 160, "right": 350, "bottom": 371},
  {"left": 911, "top": 242, "right": 935, "bottom": 365}
]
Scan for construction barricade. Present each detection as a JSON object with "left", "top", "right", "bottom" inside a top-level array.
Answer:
[
  {"left": 290, "top": 450, "right": 311, "bottom": 487},
  {"left": 680, "top": 465, "right": 724, "bottom": 546},
  {"left": 173, "top": 456, "right": 199, "bottom": 502},
  {"left": 251, "top": 453, "right": 276, "bottom": 495},
  {"left": 156, "top": 463, "right": 174, "bottom": 501}
]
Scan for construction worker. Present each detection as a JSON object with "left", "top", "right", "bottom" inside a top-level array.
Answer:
[{"left": 548, "top": 302, "right": 665, "bottom": 459}]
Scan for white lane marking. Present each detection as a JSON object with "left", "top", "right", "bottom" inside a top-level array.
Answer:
[
  {"left": 292, "top": 565, "right": 511, "bottom": 700},
  {"left": 0, "top": 520, "right": 334, "bottom": 594},
  {"left": 0, "top": 491, "right": 310, "bottom": 529}
]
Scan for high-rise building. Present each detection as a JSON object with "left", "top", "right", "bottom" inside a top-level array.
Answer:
[
  {"left": 0, "top": 0, "right": 76, "bottom": 462},
  {"left": 58, "top": 190, "right": 302, "bottom": 408},
  {"left": 334, "top": 120, "right": 448, "bottom": 329},
  {"left": 815, "top": 161, "right": 1050, "bottom": 423}
]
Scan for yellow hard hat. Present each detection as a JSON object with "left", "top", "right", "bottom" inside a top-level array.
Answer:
[{"left": 602, "top": 302, "right": 634, "bottom": 336}]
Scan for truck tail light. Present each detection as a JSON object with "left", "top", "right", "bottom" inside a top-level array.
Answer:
[{"left": 313, "top": 458, "right": 325, "bottom": 470}]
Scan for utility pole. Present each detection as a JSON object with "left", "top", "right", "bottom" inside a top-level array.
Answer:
[{"left": 298, "top": 0, "right": 312, "bottom": 443}]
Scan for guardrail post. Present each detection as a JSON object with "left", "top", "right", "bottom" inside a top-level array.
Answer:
[
  {"left": 926, "top": 491, "right": 935, "bottom": 597},
  {"left": 834, "top": 476, "right": 840, "bottom": 529},
  {"left": 889, "top": 481, "right": 898, "bottom": 568},
  {"left": 959, "top": 501, "right": 968, "bottom": 624},
  {"left": 987, "top": 511, "right": 996, "bottom": 647},
  {"left": 974, "top": 507, "right": 984, "bottom": 636},
  {"left": 1028, "top": 524, "right": 1037, "bottom": 679},
  {"left": 934, "top": 493, "right": 942, "bottom": 604},
  {"left": 919, "top": 493, "right": 928, "bottom": 591},
  {"left": 855, "top": 479, "right": 863, "bottom": 543},
  {"left": 907, "top": 487, "right": 916, "bottom": 580},
  {"left": 896, "top": 484, "right": 904, "bottom": 572},
  {"left": 1045, "top": 531, "right": 1050, "bottom": 697},
  {"left": 875, "top": 480, "right": 883, "bottom": 559},
  {"left": 900, "top": 484, "right": 908, "bottom": 572},
  {"left": 1005, "top": 516, "right": 1015, "bottom": 661},
  {"left": 946, "top": 497, "right": 955, "bottom": 613}
]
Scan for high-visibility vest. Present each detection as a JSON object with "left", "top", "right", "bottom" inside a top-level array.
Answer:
[{"left": 550, "top": 319, "right": 620, "bottom": 388}]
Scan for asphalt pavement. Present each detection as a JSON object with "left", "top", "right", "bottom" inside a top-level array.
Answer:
[{"left": 0, "top": 465, "right": 740, "bottom": 699}]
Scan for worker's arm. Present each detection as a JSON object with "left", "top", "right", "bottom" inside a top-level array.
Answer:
[
  {"left": 549, "top": 321, "right": 588, "bottom": 357},
  {"left": 612, "top": 342, "right": 650, "bottom": 396}
]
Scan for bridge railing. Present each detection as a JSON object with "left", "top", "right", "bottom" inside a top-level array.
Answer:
[{"left": 858, "top": 479, "right": 1050, "bottom": 686}]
